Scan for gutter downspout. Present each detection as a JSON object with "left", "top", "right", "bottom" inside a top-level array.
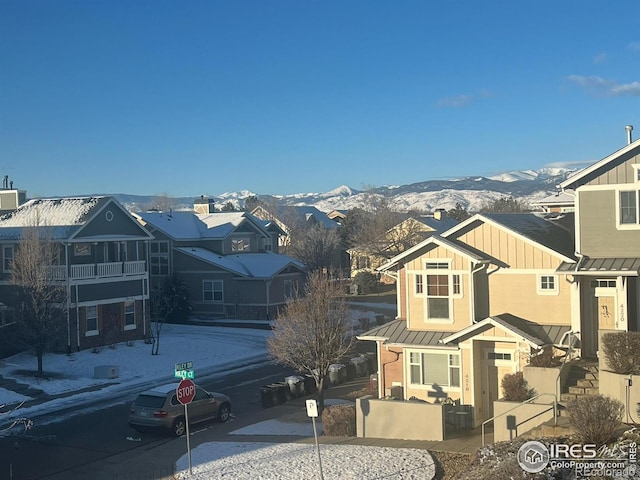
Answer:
[
  {"left": 64, "top": 242, "right": 71, "bottom": 353},
  {"left": 382, "top": 347, "right": 402, "bottom": 398}
]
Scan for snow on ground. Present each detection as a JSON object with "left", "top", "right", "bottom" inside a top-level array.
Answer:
[
  {"left": 0, "top": 306, "right": 434, "bottom": 480},
  {"left": 175, "top": 442, "right": 436, "bottom": 480}
]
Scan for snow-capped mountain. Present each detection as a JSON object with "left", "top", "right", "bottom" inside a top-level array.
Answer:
[{"left": 115, "top": 167, "right": 579, "bottom": 214}]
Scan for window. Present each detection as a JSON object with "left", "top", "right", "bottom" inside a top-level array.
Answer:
[
  {"left": 231, "top": 238, "right": 250, "bottom": 252},
  {"left": 538, "top": 274, "right": 559, "bottom": 295},
  {"left": 619, "top": 190, "right": 638, "bottom": 225},
  {"left": 488, "top": 352, "right": 512, "bottom": 361},
  {"left": 415, "top": 274, "right": 423, "bottom": 294},
  {"left": 263, "top": 237, "right": 272, "bottom": 251},
  {"left": 426, "top": 264, "right": 449, "bottom": 320},
  {"left": 203, "top": 280, "right": 223, "bottom": 302},
  {"left": 409, "top": 351, "right": 461, "bottom": 388},
  {"left": 125, "top": 301, "right": 135, "bottom": 329},
  {"left": 86, "top": 305, "right": 98, "bottom": 335},
  {"left": 452, "top": 274, "right": 461, "bottom": 296},
  {"left": 592, "top": 279, "right": 616, "bottom": 288},
  {"left": 150, "top": 241, "right": 169, "bottom": 276},
  {"left": 284, "top": 280, "right": 293, "bottom": 299},
  {"left": 74, "top": 243, "right": 91, "bottom": 256},
  {"left": 3, "top": 245, "right": 13, "bottom": 272}
]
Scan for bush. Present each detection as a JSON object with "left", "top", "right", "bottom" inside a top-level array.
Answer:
[
  {"left": 601, "top": 332, "right": 640, "bottom": 375},
  {"left": 501, "top": 372, "right": 534, "bottom": 402},
  {"left": 352, "top": 272, "right": 379, "bottom": 295},
  {"left": 567, "top": 395, "right": 623, "bottom": 446},
  {"left": 529, "top": 346, "right": 562, "bottom": 368},
  {"left": 321, "top": 404, "right": 356, "bottom": 437}
]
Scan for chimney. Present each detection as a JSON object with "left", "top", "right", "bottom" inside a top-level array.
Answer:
[
  {"left": 433, "top": 208, "right": 447, "bottom": 220},
  {"left": 626, "top": 125, "right": 634, "bottom": 145},
  {"left": 194, "top": 195, "right": 215, "bottom": 214}
]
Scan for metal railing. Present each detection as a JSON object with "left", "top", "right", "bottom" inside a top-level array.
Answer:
[
  {"left": 481, "top": 392, "right": 557, "bottom": 446},
  {"left": 50, "top": 261, "right": 147, "bottom": 281}
]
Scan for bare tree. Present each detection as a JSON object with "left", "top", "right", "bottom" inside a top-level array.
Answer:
[
  {"left": 145, "top": 193, "right": 178, "bottom": 212},
  {"left": 267, "top": 271, "right": 355, "bottom": 411},
  {"left": 149, "top": 273, "right": 191, "bottom": 355},
  {"left": 10, "top": 222, "right": 67, "bottom": 376},
  {"left": 286, "top": 224, "right": 343, "bottom": 272}
]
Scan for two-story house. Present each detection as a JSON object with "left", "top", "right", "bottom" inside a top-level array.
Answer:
[
  {"left": 133, "top": 200, "right": 307, "bottom": 320},
  {"left": 0, "top": 196, "right": 153, "bottom": 357},
  {"left": 358, "top": 212, "right": 576, "bottom": 425},
  {"left": 556, "top": 135, "right": 640, "bottom": 359}
]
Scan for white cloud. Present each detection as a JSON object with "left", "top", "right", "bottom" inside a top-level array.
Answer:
[
  {"left": 567, "top": 75, "right": 640, "bottom": 97},
  {"left": 593, "top": 53, "right": 607, "bottom": 64},
  {"left": 436, "top": 89, "right": 492, "bottom": 108}
]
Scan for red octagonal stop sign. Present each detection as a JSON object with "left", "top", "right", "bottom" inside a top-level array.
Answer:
[{"left": 176, "top": 378, "right": 196, "bottom": 405}]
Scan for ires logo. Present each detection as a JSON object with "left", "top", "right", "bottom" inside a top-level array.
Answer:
[{"left": 517, "top": 441, "right": 597, "bottom": 473}]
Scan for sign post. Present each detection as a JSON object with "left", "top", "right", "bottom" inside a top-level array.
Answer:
[
  {"left": 306, "top": 399, "right": 324, "bottom": 480},
  {"left": 177, "top": 378, "right": 196, "bottom": 475}
]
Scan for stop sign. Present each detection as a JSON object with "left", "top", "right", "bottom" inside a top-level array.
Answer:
[{"left": 176, "top": 378, "right": 196, "bottom": 405}]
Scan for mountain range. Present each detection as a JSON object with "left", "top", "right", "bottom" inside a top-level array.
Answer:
[{"left": 115, "top": 167, "right": 579, "bottom": 214}]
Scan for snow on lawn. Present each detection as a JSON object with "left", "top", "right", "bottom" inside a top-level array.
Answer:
[
  {"left": 175, "top": 442, "right": 436, "bottom": 480},
  {"left": 0, "top": 324, "right": 270, "bottom": 423}
]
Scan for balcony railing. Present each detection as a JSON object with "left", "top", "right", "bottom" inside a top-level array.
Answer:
[{"left": 51, "top": 261, "right": 146, "bottom": 281}]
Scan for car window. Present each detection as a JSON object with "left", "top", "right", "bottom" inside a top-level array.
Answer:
[
  {"left": 194, "top": 388, "right": 209, "bottom": 401},
  {"left": 134, "top": 395, "right": 165, "bottom": 408},
  {"left": 169, "top": 394, "right": 179, "bottom": 406}
]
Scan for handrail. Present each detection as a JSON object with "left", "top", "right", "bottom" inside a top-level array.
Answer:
[
  {"left": 481, "top": 392, "right": 557, "bottom": 446},
  {"left": 555, "top": 330, "right": 578, "bottom": 400}
]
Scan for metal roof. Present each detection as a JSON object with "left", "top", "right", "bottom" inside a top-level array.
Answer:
[
  {"left": 557, "top": 257, "right": 640, "bottom": 276},
  {"left": 357, "top": 320, "right": 454, "bottom": 347}
]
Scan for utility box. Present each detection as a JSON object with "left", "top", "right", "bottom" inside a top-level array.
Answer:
[{"left": 94, "top": 365, "right": 119, "bottom": 379}]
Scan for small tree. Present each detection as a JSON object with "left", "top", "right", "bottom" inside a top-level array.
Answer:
[
  {"left": 601, "top": 332, "right": 640, "bottom": 375},
  {"left": 150, "top": 273, "right": 191, "bottom": 355},
  {"left": 501, "top": 371, "right": 534, "bottom": 401},
  {"left": 567, "top": 395, "right": 623, "bottom": 446},
  {"left": 268, "top": 271, "right": 355, "bottom": 411},
  {"left": 10, "top": 222, "right": 68, "bottom": 376}
]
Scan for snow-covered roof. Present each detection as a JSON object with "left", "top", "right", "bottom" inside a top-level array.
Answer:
[
  {"left": 134, "top": 211, "right": 270, "bottom": 240},
  {"left": 0, "top": 197, "right": 108, "bottom": 240},
  {"left": 176, "top": 247, "right": 306, "bottom": 278}
]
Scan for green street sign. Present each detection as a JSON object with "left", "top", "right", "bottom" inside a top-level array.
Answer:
[{"left": 174, "top": 361, "right": 194, "bottom": 379}]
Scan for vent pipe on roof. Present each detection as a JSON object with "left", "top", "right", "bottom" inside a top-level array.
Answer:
[{"left": 626, "top": 125, "right": 634, "bottom": 145}]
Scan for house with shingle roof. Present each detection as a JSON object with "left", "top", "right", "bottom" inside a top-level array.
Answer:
[
  {"left": 358, "top": 211, "right": 576, "bottom": 428},
  {"left": 133, "top": 201, "right": 306, "bottom": 320},
  {"left": 0, "top": 196, "right": 153, "bottom": 357}
]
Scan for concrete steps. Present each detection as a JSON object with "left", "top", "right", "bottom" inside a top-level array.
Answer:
[
  {"left": 560, "top": 361, "right": 599, "bottom": 403},
  {"left": 522, "top": 415, "right": 573, "bottom": 439}
]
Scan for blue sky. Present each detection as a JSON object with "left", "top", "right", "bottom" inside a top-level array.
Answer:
[{"left": 1, "top": 1, "right": 639, "bottom": 198}]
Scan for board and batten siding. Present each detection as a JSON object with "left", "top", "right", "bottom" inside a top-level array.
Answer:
[
  {"left": 456, "top": 221, "right": 561, "bottom": 270},
  {"left": 580, "top": 149, "right": 640, "bottom": 187}
]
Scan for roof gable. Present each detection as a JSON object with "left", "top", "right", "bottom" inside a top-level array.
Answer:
[{"left": 560, "top": 138, "right": 640, "bottom": 190}]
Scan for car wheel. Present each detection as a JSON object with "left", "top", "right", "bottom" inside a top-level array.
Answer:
[
  {"left": 217, "top": 403, "right": 231, "bottom": 423},
  {"left": 173, "top": 417, "right": 186, "bottom": 437}
]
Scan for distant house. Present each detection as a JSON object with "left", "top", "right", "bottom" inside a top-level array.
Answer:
[
  {"left": 531, "top": 190, "right": 576, "bottom": 213},
  {"left": 133, "top": 200, "right": 307, "bottom": 320},
  {"left": 0, "top": 176, "right": 27, "bottom": 215},
  {"left": 347, "top": 210, "right": 458, "bottom": 282},
  {"left": 0, "top": 196, "right": 153, "bottom": 357},
  {"left": 251, "top": 204, "right": 348, "bottom": 274}
]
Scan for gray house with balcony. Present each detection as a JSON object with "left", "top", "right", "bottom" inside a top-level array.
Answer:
[
  {"left": 0, "top": 196, "right": 153, "bottom": 357},
  {"left": 133, "top": 202, "right": 307, "bottom": 320}
]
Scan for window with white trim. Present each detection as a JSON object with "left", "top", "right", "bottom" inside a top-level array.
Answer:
[
  {"left": 124, "top": 301, "right": 136, "bottom": 329},
  {"left": 538, "top": 274, "right": 559, "bottom": 295},
  {"left": 263, "top": 237, "right": 272, "bottom": 251},
  {"left": 150, "top": 241, "right": 169, "bottom": 276},
  {"left": 424, "top": 261, "right": 456, "bottom": 321},
  {"left": 3, "top": 245, "right": 13, "bottom": 272},
  {"left": 203, "top": 280, "right": 223, "bottom": 302},
  {"left": 409, "top": 351, "right": 461, "bottom": 388},
  {"left": 231, "top": 238, "right": 250, "bottom": 252},
  {"left": 86, "top": 305, "right": 98, "bottom": 335},
  {"left": 619, "top": 190, "right": 638, "bottom": 225},
  {"left": 415, "top": 274, "right": 423, "bottom": 294}
]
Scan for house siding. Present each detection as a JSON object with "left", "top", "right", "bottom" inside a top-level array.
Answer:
[
  {"left": 581, "top": 149, "right": 640, "bottom": 186},
  {"left": 578, "top": 189, "right": 640, "bottom": 257},
  {"left": 489, "top": 272, "right": 572, "bottom": 325}
]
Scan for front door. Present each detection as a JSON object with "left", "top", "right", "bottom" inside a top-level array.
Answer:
[
  {"left": 482, "top": 349, "right": 515, "bottom": 420},
  {"left": 598, "top": 296, "right": 615, "bottom": 330}
]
